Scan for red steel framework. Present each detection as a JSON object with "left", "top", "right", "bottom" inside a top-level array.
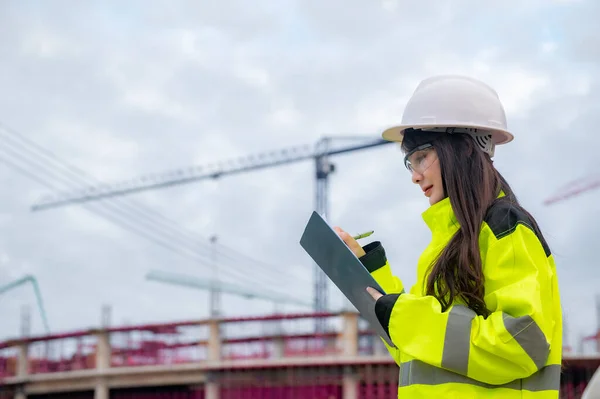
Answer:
[{"left": 0, "top": 311, "right": 597, "bottom": 399}]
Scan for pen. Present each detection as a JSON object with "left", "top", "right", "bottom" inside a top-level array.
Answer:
[{"left": 352, "top": 230, "right": 374, "bottom": 240}]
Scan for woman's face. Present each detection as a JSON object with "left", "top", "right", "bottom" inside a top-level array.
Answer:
[{"left": 404, "top": 144, "right": 444, "bottom": 206}]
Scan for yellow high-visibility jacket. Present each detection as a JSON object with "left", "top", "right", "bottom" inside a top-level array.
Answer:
[{"left": 360, "top": 195, "right": 563, "bottom": 398}]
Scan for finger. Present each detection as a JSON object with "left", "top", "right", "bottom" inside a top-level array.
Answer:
[
  {"left": 366, "top": 287, "right": 383, "bottom": 300},
  {"left": 336, "top": 228, "right": 356, "bottom": 245},
  {"left": 334, "top": 226, "right": 366, "bottom": 257},
  {"left": 343, "top": 232, "right": 364, "bottom": 251},
  {"left": 334, "top": 226, "right": 351, "bottom": 244}
]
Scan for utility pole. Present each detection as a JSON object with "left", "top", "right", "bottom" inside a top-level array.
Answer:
[
  {"left": 20, "top": 304, "right": 31, "bottom": 337},
  {"left": 210, "top": 235, "right": 220, "bottom": 318},
  {"left": 101, "top": 304, "right": 112, "bottom": 328}
]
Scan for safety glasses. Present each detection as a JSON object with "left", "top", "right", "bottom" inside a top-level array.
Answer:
[{"left": 403, "top": 143, "right": 436, "bottom": 174}]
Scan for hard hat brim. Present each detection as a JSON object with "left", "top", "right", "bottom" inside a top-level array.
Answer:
[{"left": 381, "top": 123, "right": 514, "bottom": 145}]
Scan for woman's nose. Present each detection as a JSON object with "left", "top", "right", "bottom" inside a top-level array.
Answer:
[{"left": 411, "top": 169, "right": 422, "bottom": 184}]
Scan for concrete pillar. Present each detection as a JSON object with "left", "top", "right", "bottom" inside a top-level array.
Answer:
[
  {"left": 94, "top": 381, "right": 109, "bottom": 399},
  {"left": 205, "top": 321, "right": 221, "bottom": 399},
  {"left": 341, "top": 312, "right": 358, "bottom": 356},
  {"left": 207, "top": 320, "right": 221, "bottom": 362},
  {"left": 95, "top": 331, "right": 110, "bottom": 399},
  {"left": 13, "top": 342, "right": 28, "bottom": 399},
  {"left": 373, "top": 336, "right": 387, "bottom": 355},
  {"left": 205, "top": 381, "right": 219, "bottom": 399},
  {"left": 16, "top": 342, "right": 28, "bottom": 378},
  {"left": 205, "top": 371, "right": 220, "bottom": 399},
  {"left": 272, "top": 336, "right": 284, "bottom": 358},
  {"left": 14, "top": 386, "right": 26, "bottom": 399},
  {"left": 342, "top": 366, "right": 359, "bottom": 399},
  {"left": 95, "top": 331, "right": 111, "bottom": 370}
]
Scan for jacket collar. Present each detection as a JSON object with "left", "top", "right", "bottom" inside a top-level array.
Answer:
[
  {"left": 421, "top": 191, "right": 506, "bottom": 236},
  {"left": 421, "top": 196, "right": 459, "bottom": 237}
]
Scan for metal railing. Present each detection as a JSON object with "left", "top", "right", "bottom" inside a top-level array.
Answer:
[{"left": 0, "top": 311, "right": 379, "bottom": 380}]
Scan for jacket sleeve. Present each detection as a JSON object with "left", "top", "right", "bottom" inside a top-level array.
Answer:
[
  {"left": 358, "top": 241, "right": 405, "bottom": 364},
  {"left": 360, "top": 241, "right": 405, "bottom": 295},
  {"left": 366, "top": 225, "right": 555, "bottom": 386}
]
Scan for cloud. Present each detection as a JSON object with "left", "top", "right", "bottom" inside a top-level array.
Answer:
[{"left": 0, "top": 0, "right": 598, "bottom": 353}]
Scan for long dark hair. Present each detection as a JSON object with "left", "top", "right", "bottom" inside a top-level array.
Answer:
[{"left": 402, "top": 129, "right": 547, "bottom": 317}]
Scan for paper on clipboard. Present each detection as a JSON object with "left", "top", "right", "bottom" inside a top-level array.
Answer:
[{"left": 299, "top": 211, "right": 395, "bottom": 348}]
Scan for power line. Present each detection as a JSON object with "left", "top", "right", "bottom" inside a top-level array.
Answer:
[
  {"left": 0, "top": 150, "right": 274, "bottom": 288},
  {"left": 0, "top": 123, "right": 302, "bottom": 276},
  {"left": 0, "top": 123, "right": 302, "bottom": 283},
  {"left": 1, "top": 122, "right": 301, "bottom": 279},
  {"left": 0, "top": 146, "right": 301, "bottom": 296},
  {"left": 0, "top": 123, "right": 310, "bottom": 297}
]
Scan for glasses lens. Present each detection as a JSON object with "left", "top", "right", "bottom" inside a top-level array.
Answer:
[{"left": 404, "top": 145, "right": 434, "bottom": 173}]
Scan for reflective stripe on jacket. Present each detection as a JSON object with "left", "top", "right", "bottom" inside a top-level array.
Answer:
[{"left": 360, "top": 195, "right": 563, "bottom": 398}]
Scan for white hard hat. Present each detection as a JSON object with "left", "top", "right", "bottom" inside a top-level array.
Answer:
[{"left": 381, "top": 75, "right": 514, "bottom": 156}]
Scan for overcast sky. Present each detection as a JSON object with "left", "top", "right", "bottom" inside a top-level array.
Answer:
[{"left": 0, "top": 0, "right": 598, "bottom": 353}]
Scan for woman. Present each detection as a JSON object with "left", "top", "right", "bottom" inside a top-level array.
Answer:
[{"left": 336, "top": 75, "right": 562, "bottom": 398}]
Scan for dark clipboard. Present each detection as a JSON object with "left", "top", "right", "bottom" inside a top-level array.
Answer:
[{"left": 299, "top": 211, "right": 395, "bottom": 348}]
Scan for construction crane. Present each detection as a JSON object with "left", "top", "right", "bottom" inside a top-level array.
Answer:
[
  {"left": 146, "top": 269, "right": 312, "bottom": 309},
  {"left": 0, "top": 275, "right": 50, "bottom": 334},
  {"left": 31, "top": 136, "right": 394, "bottom": 331},
  {"left": 543, "top": 175, "right": 600, "bottom": 205}
]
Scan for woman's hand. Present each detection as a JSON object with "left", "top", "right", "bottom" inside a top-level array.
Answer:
[
  {"left": 333, "top": 226, "right": 366, "bottom": 258},
  {"left": 334, "top": 227, "right": 384, "bottom": 301}
]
